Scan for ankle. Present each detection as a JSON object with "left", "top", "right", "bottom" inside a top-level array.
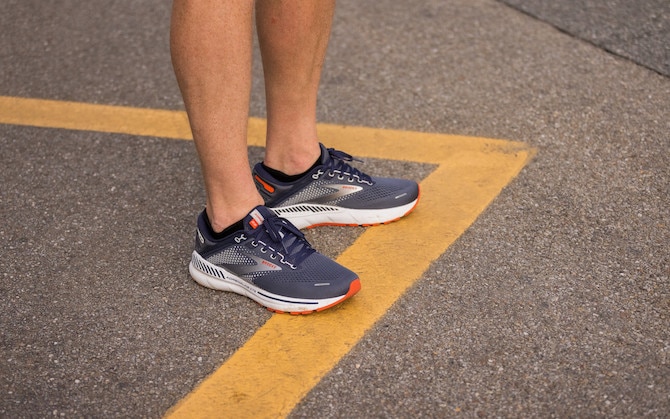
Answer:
[
  {"left": 263, "top": 140, "right": 321, "bottom": 176},
  {"left": 204, "top": 209, "right": 245, "bottom": 239},
  {"left": 206, "top": 198, "right": 263, "bottom": 233},
  {"left": 261, "top": 154, "right": 321, "bottom": 182}
]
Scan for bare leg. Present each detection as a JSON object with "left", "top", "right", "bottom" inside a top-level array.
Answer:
[
  {"left": 170, "top": 0, "right": 262, "bottom": 232},
  {"left": 173, "top": 0, "right": 361, "bottom": 313},
  {"left": 256, "top": 0, "right": 336, "bottom": 175},
  {"left": 170, "top": 0, "right": 335, "bottom": 231}
]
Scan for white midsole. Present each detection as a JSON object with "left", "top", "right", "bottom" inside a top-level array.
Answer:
[
  {"left": 270, "top": 200, "right": 418, "bottom": 229},
  {"left": 189, "top": 251, "right": 345, "bottom": 313}
]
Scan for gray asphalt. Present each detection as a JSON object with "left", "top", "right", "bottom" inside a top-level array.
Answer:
[
  {"left": 1, "top": 0, "right": 668, "bottom": 417},
  {"left": 500, "top": 0, "right": 670, "bottom": 77}
]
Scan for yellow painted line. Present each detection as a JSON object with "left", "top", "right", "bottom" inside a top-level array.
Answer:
[
  {"left": 0, "top": 96, "right": 194, "bottom": 140},
  {"left": 0, "top": 96, "right": 536, "bottom": 418}
]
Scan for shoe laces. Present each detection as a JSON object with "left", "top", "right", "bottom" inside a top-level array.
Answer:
[
  {"left": 250, "top": 214, "right": 315, "bottom": 269},
  {"left": 325, "top": 148, "right": 373, "bottom": 184}
]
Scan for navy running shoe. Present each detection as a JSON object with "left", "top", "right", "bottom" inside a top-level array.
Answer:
[
  {"left": 189, "top": 206, "right": 360, "bottom": 314},
  {"left": 252, "top": 143, "right": 420, "bottom": 229}
]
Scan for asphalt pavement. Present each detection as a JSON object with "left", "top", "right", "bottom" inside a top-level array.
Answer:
[{"left": 1, "top": 0, "right": 668, "bottom": 417}]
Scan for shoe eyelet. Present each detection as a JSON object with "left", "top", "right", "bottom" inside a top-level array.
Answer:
[
  {"left": 251, "top": 241, "right": 258, "bottom": 247},
  {"left": 260, "top": 248, "right": 267, "bottom": 253},
  {"left": 270, "top": 254, "right": 276, "bottom": 260},
  {"left": 312, "top": 169, "right": 325, "bottom": 180}
]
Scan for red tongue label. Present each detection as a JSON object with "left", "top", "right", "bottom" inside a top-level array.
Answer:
[{"left": 249, "top": 208, "right": 264, "bottom": 229}]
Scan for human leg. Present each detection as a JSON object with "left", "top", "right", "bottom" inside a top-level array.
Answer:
[
  {"left": 251, "top": 1, "right": 420, "bottom": 229},
  {"left": 170, "top": 0, "right": 262, "bottom": 233},
  {"left": 170, "top": 0, "right": 360, "bottom": 313},
  {"left": 255, "top": 0, "right": 336, "bottom": 176}
]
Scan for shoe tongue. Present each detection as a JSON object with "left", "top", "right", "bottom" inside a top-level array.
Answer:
[
  {"left": 244, "top": 206, "right": 273, "bottom": 230},
  {"left": 244, "top": 205, "right": 315, "bottom": 264}
]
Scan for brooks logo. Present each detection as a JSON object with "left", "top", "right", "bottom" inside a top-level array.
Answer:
[{"left": 261, "top": 260, "right": 278, "bottom": 270}]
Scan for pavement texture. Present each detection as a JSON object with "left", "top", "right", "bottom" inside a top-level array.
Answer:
[
  {"left": 1, "top": 0, "right": 668, "bottom": 417},
  {"left": 500, "top": 0, "right": 670, "bottom": 77}
]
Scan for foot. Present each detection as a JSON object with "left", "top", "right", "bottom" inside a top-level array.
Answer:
[
  {"left": 252, "top": 143, "right": 420, "bottom": 229},
  {"left": 189, "top": 206, "right": 360, "bottom": 314}
]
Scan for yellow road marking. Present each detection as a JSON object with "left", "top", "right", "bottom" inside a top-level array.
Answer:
[
  {"left": 0, "top": 96, "right": 193, "bottom": 139},
  {"left": 0, "top": 96, "right": 535, "bottom": 418}
]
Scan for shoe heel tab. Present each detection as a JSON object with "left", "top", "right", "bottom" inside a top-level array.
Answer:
[
  {"left": 196, "top": 210, "right": 215, "bottom": 238},
  {"left": 254, "top": 174, "right": 275, "bottom": 193}
]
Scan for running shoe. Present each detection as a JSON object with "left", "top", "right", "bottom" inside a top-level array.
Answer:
[
  {"left": 189, "top": 205, "right": 360, "bottom": 314},
  {"left": 252, "top": 143, "right": 420, "bottom": 229}
]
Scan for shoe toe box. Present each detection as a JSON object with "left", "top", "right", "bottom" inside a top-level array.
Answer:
[{"left": 253, "top": 253, "right": 358, "bottom": 300}]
